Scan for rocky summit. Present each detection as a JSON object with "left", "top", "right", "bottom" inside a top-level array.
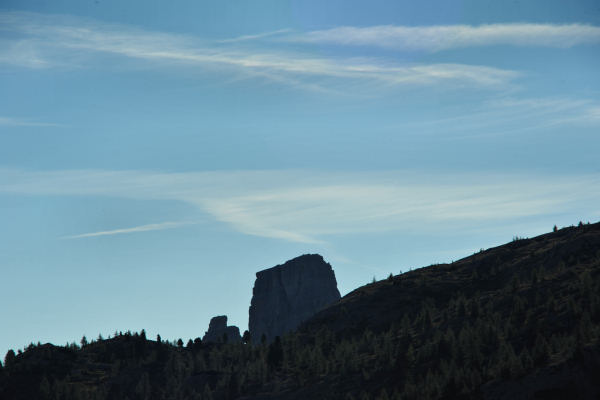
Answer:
[
  {"left": 249, "top": 254, "right": 341, "bottom": 343},
  {"left": 202, "top": 315, "right": 241, "bottom": 343}
]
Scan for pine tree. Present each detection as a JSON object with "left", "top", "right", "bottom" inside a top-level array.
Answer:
[
  {"left": 242, "top": 330, "right": 251, "bottom": 344},
  {"left": 135, "top": 372, "right": 151, "bottom": 400},
  {"left": 267, "top": 336, "right": 284, "bottom": 369},
  {"left": 228, "top": 372, "right": 241, "bottom": 399},
  {"left": 519, "top": 347, "right": 533, "bottom": 370},
  {"left": 532, "top": 335, "right": 550, "bottom": 366},
  {"left": 39, "top": 375, "right": 51, "bottom": 398},
  {"left": 202, "top": 384, "right": 214, "bottom": 400},
  {"left": 578, "top": 312, "right": 593, "bottom": 343},
  {"left": 4, "top": 349, "right": 15, "bottom": 368},
  {"left": 378, "top": 388, "right": 390, "bottom": 400}
]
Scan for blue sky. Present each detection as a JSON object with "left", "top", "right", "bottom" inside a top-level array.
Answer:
[{"left": 1, "top": 0, "right": 599, "bottom": 356}]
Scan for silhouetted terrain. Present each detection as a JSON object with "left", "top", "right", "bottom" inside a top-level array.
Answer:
[
  {"left": 250, "top": 254, "right": 340, "bottom": 343},
  {"left": 1, "top": 222, "right": 599, "bottom": 400}
]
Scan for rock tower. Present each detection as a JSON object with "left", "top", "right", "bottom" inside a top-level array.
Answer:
[
  {"left": 249, "top": 254, "right": 340, "bottom": 343},
  {"left": 202, "top": 315, "right": 241, "bottom": 343}
]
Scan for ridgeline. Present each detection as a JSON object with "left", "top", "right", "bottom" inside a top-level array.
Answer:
[{"left": 1, "top": 222, "right": 599, "bottom": 399}]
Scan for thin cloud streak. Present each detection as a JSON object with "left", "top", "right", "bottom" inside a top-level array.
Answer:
[
  {"left": 0, "top": 11, "right": 519, "bottom": 90},
  {"left": 292, "top": 23, "right": 600, "bottom": 51},
  {"left": 1, "top": 169, "right": 598, "bottom": 243},
  {"left": 61, "top": 221, "right": 195, "bottom": 239},
  {"left": 393, "top": 96, "right": 600, "bottom": 139},
  {"left": 0, "top": 116, "right": 62, "bottom": 127},
  {"left": 217, "top": 29, "right": 292, "bottom": 43}
]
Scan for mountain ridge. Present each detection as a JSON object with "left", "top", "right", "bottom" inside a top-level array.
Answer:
[
  {"left": 301, "top": 222, "right": 600, "bottom": 337},
  {"left": 1, "top": 222, "right": 599, "bottom": 399}
]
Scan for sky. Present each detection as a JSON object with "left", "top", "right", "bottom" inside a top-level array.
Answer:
[{"left": 1, "top": 0, "right": 599, "bottom": 356}]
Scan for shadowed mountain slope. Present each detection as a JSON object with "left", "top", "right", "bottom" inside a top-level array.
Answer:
[
  {"left": 1, "top": 222, "right": 599, "bottom": 400},
  {"left": 302, "top": 222, "right": 600, "bottom": 338}
]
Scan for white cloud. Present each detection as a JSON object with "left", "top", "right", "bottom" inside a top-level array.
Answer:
[
  {"left": 61, "top": 221, "right": 195, "bottom": 239},
  {"left": 292, "top": 23, "right": 600, "bottom": 51},
  {"left": 0, "top": 11, "right": 518, "bottom": 90},
  {"left": 1, "top": 169, "right": 598, "bottom": 243}
]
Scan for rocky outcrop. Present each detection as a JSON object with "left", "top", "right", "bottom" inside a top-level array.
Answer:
[
  {"left": 202, "top": 316, "right": 241, "bottom": 343},
  {"left": 249, "top": 254, "right": 341, "bottom": 343}
]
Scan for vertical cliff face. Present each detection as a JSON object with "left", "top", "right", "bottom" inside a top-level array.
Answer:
[{"left": 248, "top": 254, "right": 341, "bottom": 343}]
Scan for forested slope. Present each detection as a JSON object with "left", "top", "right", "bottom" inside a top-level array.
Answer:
[{"left": 1, "top": 222, "right": 599, "bottom": 400}]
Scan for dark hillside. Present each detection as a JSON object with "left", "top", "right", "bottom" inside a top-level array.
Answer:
[
  {"left": 1, "top": 222, "right": 599, "bottom": 400},
  {"left": 303, "top": 222, "right": 600, "bottom": 337}
]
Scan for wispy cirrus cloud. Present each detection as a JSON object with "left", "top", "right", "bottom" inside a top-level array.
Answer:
[
  {"left": 0, "top": 11, "right": 519, "bottom": 90},
  {"left": 61, "top": 221, "right": 195, "bottom": 239},
  {"left": 217, "top": 28, "right": 292, "bottom": 43},
  {"left": 393, "top": 96, "right": 600, "bottom": 140},
  {"left": 291, "top": 23, "right": 600, "bottom": 51},
  {"left": 1, "top": 168, "right": 598, "bottom": 244},
  {"left": 0, "top": 116, "right": 62, "bottom": 127},
  {"left": 584, "top": 106, "right": 600, "bottom": 121},
  {"left": 0, "top": 39, "right": 53, "bottom": 69}
]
